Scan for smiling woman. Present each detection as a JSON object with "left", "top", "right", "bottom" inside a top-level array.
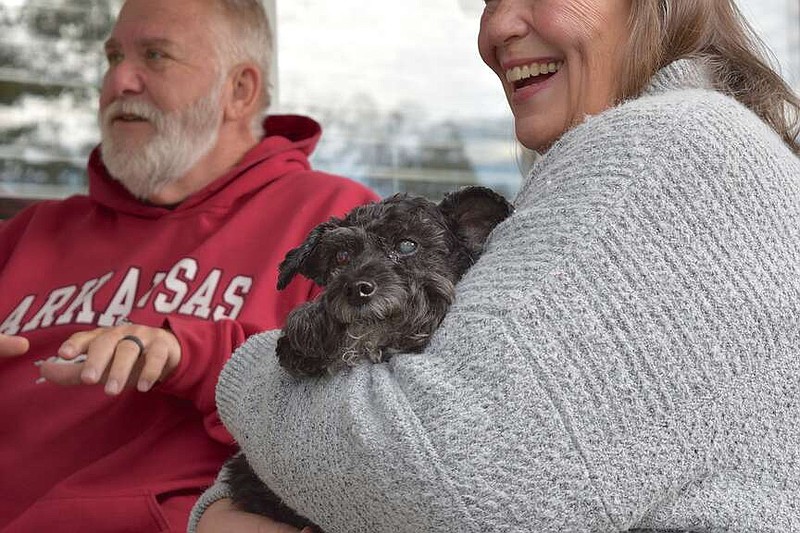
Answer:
[{"left": 479, "top": 0, "right": 633, "bottom": 151}]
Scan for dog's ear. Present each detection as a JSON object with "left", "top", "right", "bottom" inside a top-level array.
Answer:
[
  {"left": 277, "top": 219, "right": 340, "bottom": 290},
  {"left": 439, "top": 186, "right": 513, "bottom": 254}
]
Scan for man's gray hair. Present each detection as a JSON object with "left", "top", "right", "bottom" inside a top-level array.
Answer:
[{"left": 210, "top": 0, "right": 273, "bottom": 137}]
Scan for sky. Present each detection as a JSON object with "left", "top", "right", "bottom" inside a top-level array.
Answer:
[
  {"left": 273, "top": 0, "right": 507, "bottom": 121},
  {"left": 273, "top": 0, "right": 800, "bottom": 121}
]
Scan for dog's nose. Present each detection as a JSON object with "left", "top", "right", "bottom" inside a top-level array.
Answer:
[{"left": 354, "top": 281, "right": 376, "bottom": 299}]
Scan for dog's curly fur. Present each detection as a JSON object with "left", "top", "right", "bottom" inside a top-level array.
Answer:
[{"left": 225, "top": 186, "right": 513, "bottom": 529}]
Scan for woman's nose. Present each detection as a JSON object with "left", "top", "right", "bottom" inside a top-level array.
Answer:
[{"left": 481, "top": 0, "right": 531, "bottom": 47}]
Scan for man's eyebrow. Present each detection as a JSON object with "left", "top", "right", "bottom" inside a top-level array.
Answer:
[
  {"left": 138, "top": 37, "right": 177, "bottom": 50},
  {"left": 102, "top": 37, "right": 178, "bottom": 51}
]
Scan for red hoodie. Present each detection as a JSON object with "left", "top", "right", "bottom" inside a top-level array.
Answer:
[{"left": 0, "top": 115, "right": 378, "bottom": 532}]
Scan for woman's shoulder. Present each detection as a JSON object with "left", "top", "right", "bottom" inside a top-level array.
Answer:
[
  {"left": 604, "top": 84, "right": 785, "bottom": 156},
  {"left": 540, "top": 84, "right": 793, "bottom": 183},
  {"left": 625, "top": 85, "right": 764, "bottom": 132},
  {"left": 520, "top": 82, "right": 797, "bottom": 214},
  {"left": 596, "top": 88, "right": 759, "bottom": 144}
]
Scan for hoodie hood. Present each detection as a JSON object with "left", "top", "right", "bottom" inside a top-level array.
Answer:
[{"left": 87, "top": 114, "right": 324, "bottom": 218}]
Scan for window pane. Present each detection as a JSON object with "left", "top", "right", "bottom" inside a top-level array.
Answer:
[
  {"left": 737, "top": 0, "right": 800, "bottom": 89},
  {"left": 272, "top": 0, "right": 525, "bottom": 200},
  {"left": 0, "top": 0, "right": 117, "bottom": 199},
  {"left": 0, "top": 0, "right": 797, "bottom": 202},
  {"left": 272, "top": 0, "right": 800, "bottom": 200}
]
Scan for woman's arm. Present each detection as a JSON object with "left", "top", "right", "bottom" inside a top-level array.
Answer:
[{"left": 205, "top": 84, "right": 800, "bottom": 532}]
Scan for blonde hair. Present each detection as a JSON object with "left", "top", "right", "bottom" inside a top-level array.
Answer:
[{"left": 620, "top": 0, "right": 800, "bottom": 154}]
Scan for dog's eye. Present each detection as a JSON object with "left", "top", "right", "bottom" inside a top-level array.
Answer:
[
  {"left": 397, "top": 239, "right": 418, "bottom": 256},
  {"left": 335, "top": 250, "right": 350, "bottom": 265}
]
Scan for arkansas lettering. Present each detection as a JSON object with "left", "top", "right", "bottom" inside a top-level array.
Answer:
[{"left": 1, "top": 257, "right": 253, "bottom": 335}]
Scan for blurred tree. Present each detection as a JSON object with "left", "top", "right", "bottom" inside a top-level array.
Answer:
[
  {"left": 297, "top": 93, "right": 479, "bottom": 200},
  {"left": 0, "top": 0, "right": 117, "bottom": 194}
]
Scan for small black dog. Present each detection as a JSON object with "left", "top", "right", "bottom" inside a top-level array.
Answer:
[{"left": 225, "top": 186, "right": 513, "bottom": 529}]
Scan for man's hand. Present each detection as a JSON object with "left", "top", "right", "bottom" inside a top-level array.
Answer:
[
  {"left": 0, "top": 334, "right": 30, "bottom": 357},
  {"left": 196, "top": 498, "right": 314, "bottom": 533},
  {"left": 37, "top": 324, "right": 182, "bottom": 395}
]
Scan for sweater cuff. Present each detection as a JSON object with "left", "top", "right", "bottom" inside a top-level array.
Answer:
[
  {"left": 187, "top": 476, "right": 235, "bottom": 533},
  {"left": 216, "top": 329, "right": 283, "bottom": 438}
]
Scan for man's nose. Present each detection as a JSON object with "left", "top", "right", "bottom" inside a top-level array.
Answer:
[{"left": 102, "top": 60, "right": 145, "bottom": 99}]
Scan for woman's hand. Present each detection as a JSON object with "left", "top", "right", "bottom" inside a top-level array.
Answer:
[
  {"left": 37, "top": 323, "right": 181, "bottom": 395},
  {"left": 196, "top": 498, "right": 314, "bottom": 533}
]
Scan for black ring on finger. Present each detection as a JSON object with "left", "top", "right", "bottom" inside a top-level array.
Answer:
[{"left": 118, "top": 334, "right": 145, "bottom": 357}]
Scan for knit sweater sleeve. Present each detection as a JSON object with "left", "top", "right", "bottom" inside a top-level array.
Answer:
[{"left": 196, "top": 82, "right": 800, "bottom": 532}]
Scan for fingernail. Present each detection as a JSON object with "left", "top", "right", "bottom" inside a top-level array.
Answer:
[
  {"left": 105, "top": 379, "right": 120, "bottom": 395},
  {"left": 34, "top": 377, "right": 47, "bottom": 385},
  {"left": 137, "top": 379, "right": 152, "bottom": 392},
  {"left": 59, "top": 343, "right": 76, "bottom": 357},
  {"left": 81, "top": 367, "right": 98, "bottom": 383},
  {"left": 33, "top": 359, "right": 44, "bottom": 367}
]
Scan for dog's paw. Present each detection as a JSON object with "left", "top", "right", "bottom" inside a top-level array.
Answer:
[{"left": 275, "top": 334, "right": 332, "bottom": 377}]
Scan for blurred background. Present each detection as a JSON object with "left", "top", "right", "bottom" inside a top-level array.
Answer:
[{"left": 1, "top": 0, "right": 798, "bottom": 206}]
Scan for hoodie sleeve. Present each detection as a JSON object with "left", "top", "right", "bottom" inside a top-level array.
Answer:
[
  {"left": 156, "top": 315, "right": 252, "bottom": 444},
  {"left": 157, "top": 274, "right": 321, "bottom": 444}
]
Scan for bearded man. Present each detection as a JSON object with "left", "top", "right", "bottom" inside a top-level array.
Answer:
[{"left": 0, "top": 0, "right": 377, "bottom": 531}]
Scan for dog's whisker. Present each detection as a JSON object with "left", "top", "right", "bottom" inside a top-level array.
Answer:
[
  {"left": 346, "top": 330, "right": 366, "bottom": 341},
  {"left": 341, "top": 349, "right": 360, "bottom": 366}
]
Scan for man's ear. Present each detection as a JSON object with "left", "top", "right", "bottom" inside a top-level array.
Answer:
[{"left": 223, "top": 62, "right": 262, "bottom": 123}]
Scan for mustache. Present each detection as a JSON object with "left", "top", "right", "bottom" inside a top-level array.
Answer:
[{"left": 101, "top": 99, "right": 166, "bottom": 130}]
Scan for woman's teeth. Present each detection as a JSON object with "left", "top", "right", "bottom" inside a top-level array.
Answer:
[{"left": 505, "top": 61, "right": 563, "bottom": 84}]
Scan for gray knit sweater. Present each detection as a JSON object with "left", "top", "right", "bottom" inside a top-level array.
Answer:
[{"left": 189, "top": 60, "right": 800, "bottom": 532}]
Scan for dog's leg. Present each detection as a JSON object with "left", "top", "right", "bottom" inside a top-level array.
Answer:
[
  {"left": 225, "top": 453, "right": 321, "bottom": 529},
  {"left": 277, "top": 300, "right": 345, "bottom": 377}
]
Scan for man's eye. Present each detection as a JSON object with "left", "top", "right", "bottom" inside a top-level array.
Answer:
[
  {"left": 335, "top": 250, "right": 350, "bottom": 265},
  {"left": 145, "top": 49, "right": 166, "bottom": 61},
  {"left": 397, "top": 239, "right": 418, "bottom": 256},
  {"left": 106, "top": 51, "right": 123, "bottom": 65}
]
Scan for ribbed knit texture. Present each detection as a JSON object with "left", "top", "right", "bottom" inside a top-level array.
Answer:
[{"left": 189, "top": 60, "right": 800, "bottom": 532}]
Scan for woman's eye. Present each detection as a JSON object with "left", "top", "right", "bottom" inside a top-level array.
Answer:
[
  {"left": 397, "top": 239, "right": 418, "bottom": 256},
  {"left": 335, "top": 250, "right": 350, "bottom": 265}
]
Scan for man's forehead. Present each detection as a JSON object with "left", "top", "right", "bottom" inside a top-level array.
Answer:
[{"left": 111, "top": 0, "right": 213, "bottom": 45}]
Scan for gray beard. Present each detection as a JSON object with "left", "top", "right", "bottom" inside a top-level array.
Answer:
[{"left": 99, "top": 81, "right": 223, "bottom": 200}]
